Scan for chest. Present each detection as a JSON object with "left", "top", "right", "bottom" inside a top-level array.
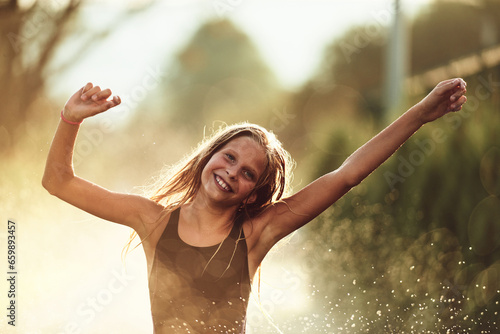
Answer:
[
  {"left": 153, "top": 219, "right": 250, "bottom": 292},
  {"left": 142, "top": 213, "right": 265, "bottom": 281},
  {"left": 178, "top": 222, "right": 233, "bottom": 248}
]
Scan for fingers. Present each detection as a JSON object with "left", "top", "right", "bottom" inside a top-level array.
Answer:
[
  {"left": 436, "top": 78, "right": 466, "bottom": 113},
  {"left": 108, "top": 95, "right": 121, "bottom": 108},
  {"left": 81, "top": 85, "right": 114, "bottom": 101},
  {"left": 91, "top": 88, "right": 113, "bottom": 101},
  {"left": 437, "top": 78, "right": 466, "bottom": 96},
  {"left": 81, "top": 82, "right": 93, "bottom": 95},
  {"left": 447, "top": 78, "right": 466, "bottom": 88},
  {"left": 439, "top": 78, "right": 459, "bottom": 87},
  {"left": 449, "top": 79, "right": 467, "bottom": 111},
  {"left": 449, "top": 95, "right": 467, "bottom": 112},
  {"left": 81, "top": 85, "right": 102, "bottom": 101},
  {"left": 450, "top": 83, "right": 467, "bottom": 102},
  {"left": 426, "top": 78, "right": 467, "bottom": 114},
  {"left": 96, "top": 96, "right": 121, "bottom": 113},
  {"left": 80, "top": 84, "right": 120, "bottom": 106}
]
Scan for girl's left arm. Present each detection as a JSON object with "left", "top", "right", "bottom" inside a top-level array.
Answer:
[{"left": 259, "top": 78, "right": 467, "bottom": 244}]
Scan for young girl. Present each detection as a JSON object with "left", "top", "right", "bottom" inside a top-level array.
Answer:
[{"left": 43, "top": 78, "right": 467, "bottom": 333}]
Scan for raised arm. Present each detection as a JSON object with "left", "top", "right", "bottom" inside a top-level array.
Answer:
[
  {"left": 336, "top": 78, "right": 467, "bottom": 188},
  {"left": 259, "top": 78, "right": 467, "bottom": 243},
  {"left": 42, "top": 83, "right": 163, "bottom": 235}
]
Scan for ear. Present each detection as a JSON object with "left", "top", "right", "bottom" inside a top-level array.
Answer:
[{"left": 246, "top": 193, "right": 258, "bottom": 205}]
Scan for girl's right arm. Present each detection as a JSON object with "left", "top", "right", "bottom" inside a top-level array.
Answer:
[{"left": 42, "top": 83, "right": 163, "bottom": 236}]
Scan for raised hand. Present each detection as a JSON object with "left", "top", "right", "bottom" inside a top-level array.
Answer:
[
  {"left": 416, "top": 78, "right": 467, "bottom": 124},
  {"left": 62, "top": 83, "right": 121, "bottom": 123}
]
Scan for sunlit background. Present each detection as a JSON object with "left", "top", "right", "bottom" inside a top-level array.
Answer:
[{"left": 1, "top": 0, "right": 500, "bottom": 333}]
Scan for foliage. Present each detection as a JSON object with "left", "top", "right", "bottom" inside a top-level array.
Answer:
[
  {"left": 291, "top": 1, "right": 500, "bottom": 332},
  {"left": 155, "top": 19, "right": 282, "bottom": 134},
  {"left": 412, "top": 0, "right": 500, "bottom": 74},
  {"left": 0, "top": 0, "right": 151, "bottom": 154},
  {"left": 0, "top": 0, "right": 80, "bottom": 152},
  {"left": 287, "top": 0, "right": 500, "bottom": 127},
  {"left": 297, "top": 90, "right": 500, "bottom": 332}
]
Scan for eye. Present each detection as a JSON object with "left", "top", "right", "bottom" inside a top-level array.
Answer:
[
  {"left": 243, "top": 170, "right": 254, "bottom": 180},
  {"left": 225, "top": 153, "right": 235, "bottom": 162}
]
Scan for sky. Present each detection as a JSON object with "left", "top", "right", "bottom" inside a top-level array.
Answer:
[{"left": 49, "top": 0, "right": 434, "bottom": 101}]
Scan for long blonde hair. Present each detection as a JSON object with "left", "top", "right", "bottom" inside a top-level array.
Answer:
[{"left": 122, "top": 122, "right": 294, "bottom": 257}]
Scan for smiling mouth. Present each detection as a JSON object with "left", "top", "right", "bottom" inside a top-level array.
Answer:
[{"left": 214, "top": 174, "right": 233, "bottom": 192}]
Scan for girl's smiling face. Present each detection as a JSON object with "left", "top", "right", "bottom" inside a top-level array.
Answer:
[{"left": 200, "top": 136, "right": 268, "bottom": 208}]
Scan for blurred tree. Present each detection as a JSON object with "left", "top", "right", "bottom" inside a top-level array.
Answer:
[
  {"left": 285, "top": 0, "right": 500, "bottom": 136},
  {"left": 320, "top": 26, "right": 386, "bottom": 118},
  {"left": 0, "top": 0, "right": 80, "bottom": 152},
  {"left": 155, "top": 19, "right": 281, "bottom": 133},
  {"left": 411, "top": 0, "right": 500, "bottom": 74},
  {"left": 291, "top": 1, "right": 500, "bottom": 332},
  {"left": 289, "top": 0, "right": 500, "bottom": 210},
  {"left": 306, "top": 0, "right": 500, "bottom": 262},
  {"left": 0, "top": 0, "right": 150, "bottom": 153}
]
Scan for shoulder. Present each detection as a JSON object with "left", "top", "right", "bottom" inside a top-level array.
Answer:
[
  {"left": 242, "top": 203, "right": 283, "bottom": 254},
  {"left": 134, "top": 198, "right": 168, "bottom": 238},
  {"left": 243, "top": 204, "right": 291, "bottom": 276},
  {"left": 136, "top": 205, "right": 174, "bottom": 258}
]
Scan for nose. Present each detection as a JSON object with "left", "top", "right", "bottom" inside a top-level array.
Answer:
[{"left": 226, "top": 166, "right": 238, "bottom": 180}]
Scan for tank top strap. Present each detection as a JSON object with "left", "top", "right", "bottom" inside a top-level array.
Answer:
[
  {"left": 228, "top": 212, "right": 245, "bottom": 242},
  {"left": 162, "top": 207, "right": 181, "bottom": 241}
]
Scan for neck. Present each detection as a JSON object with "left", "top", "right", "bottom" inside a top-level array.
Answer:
[{"left": 182, "top": 198, "right": 238, "bottom": 233}]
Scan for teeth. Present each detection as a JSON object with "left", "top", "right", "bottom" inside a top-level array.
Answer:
[{"left": 215, "top": 175, "right": 231, "bottom": 192}]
